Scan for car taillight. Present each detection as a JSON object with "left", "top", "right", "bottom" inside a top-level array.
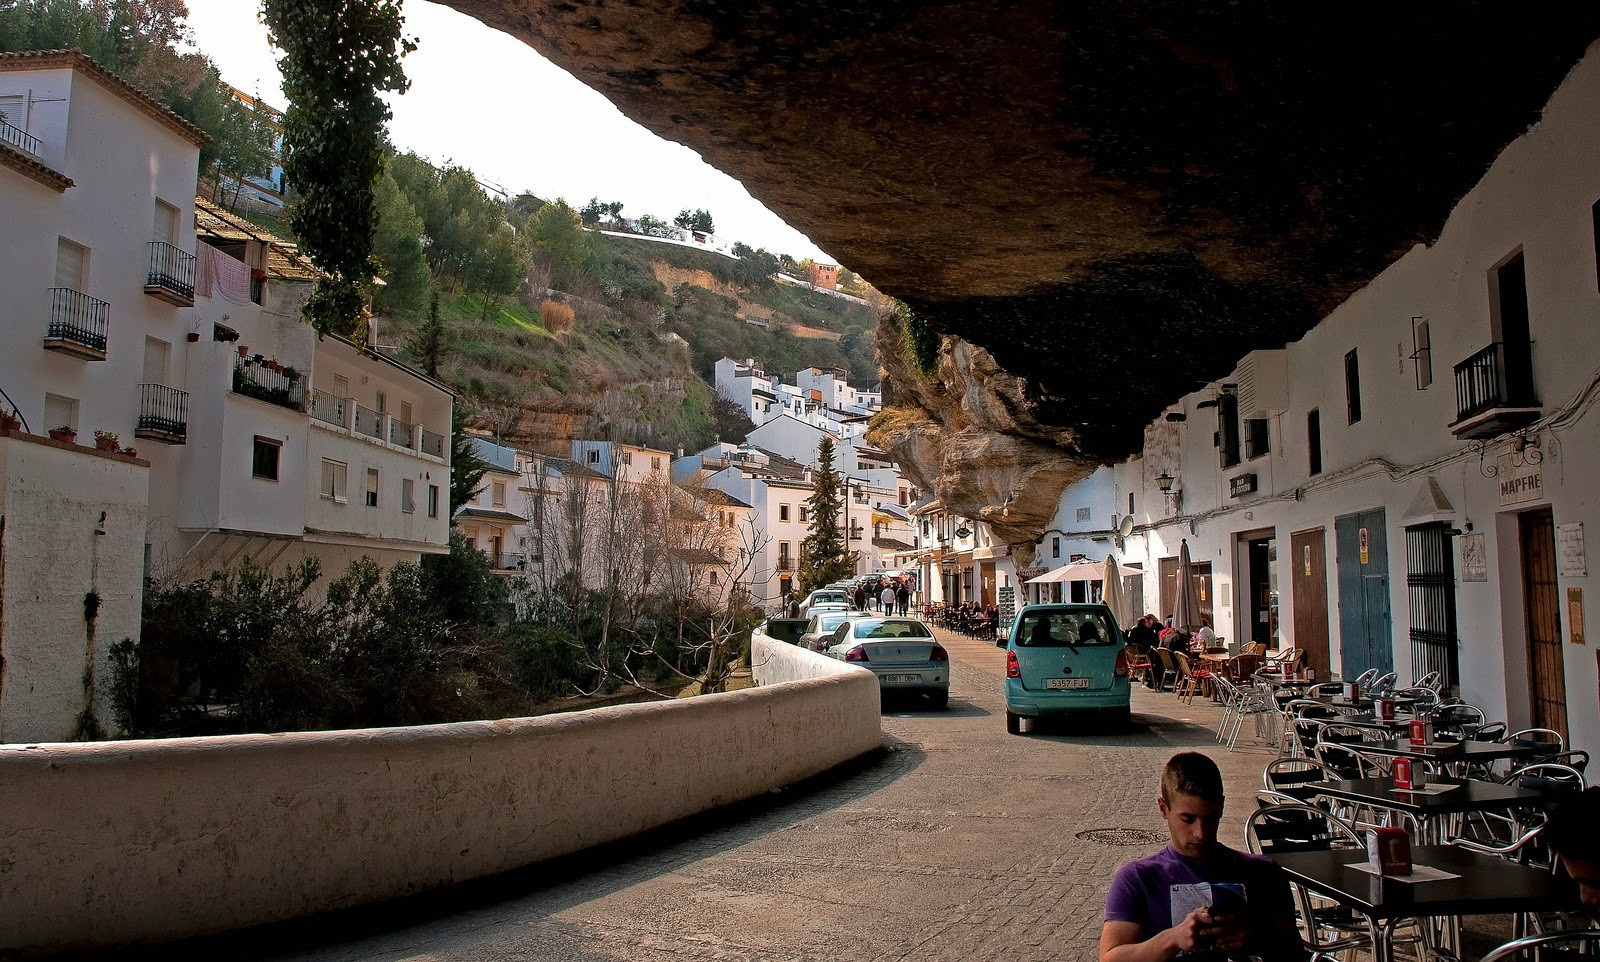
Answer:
[
  {"left": 930, "top": 645, "right": 949, "bottom": 662},
  {"left": 1006, "top": 650, "right": 1020, "bottom": 678},
  {"left": 1114, "top": 648, "right": 1130, "bottom": 678},
  {"left": 844, "top": 646, "right": 869, "bottom": 663}
]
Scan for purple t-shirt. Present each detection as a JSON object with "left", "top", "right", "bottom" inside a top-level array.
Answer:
[{"left": 1105, "top": 844, "right": 1295, "bottom": 941}]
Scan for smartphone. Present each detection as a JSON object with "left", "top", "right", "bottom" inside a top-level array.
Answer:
[{"left": 1209, "top": 882, "right": 1247, "bottom": 918}]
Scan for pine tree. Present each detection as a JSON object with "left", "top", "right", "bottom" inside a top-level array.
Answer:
[
  {"left": 448, "top": 407, "right": 489, "bottom": 518},
  {"left": 797, "top": 436, "right": 856, "bottom": 592},
  {"left": 407, "top": 291, "right": 447, "bottom": 377}
]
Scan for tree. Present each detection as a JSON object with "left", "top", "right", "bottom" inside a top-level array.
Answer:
[
  {"left": 468, "top": 221, "right": 528, "bottom": 318},
  {"left": 373, "top": 168, "right": 432, "bottom": 314},
  {"left": 448, "top": 407, "right": 489, "bottom": 517},
  {"left": 674, "top": 208, "right": 715, "bottom": 233},
  {"left": 710, "top": 393, "right": 755, "bottom": 442},
  {"left": 527, "top": 197, "right": 595, "bottom": 289},
  {"left": 406, "top": 291, "right": 448, "bottom": 377},
  {"left": 797, "top": 436, "right": 856, "bottom": 592}
]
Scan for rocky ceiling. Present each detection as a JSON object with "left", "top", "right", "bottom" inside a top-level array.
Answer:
[{"left": 440, "top": 0, "right": 1600, "bottom": 544}]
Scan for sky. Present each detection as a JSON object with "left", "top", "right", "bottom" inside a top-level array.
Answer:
[{"left": 179, "top": 0, "right": 831, "bottom": 262}]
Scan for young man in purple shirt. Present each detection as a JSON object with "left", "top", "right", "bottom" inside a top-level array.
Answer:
[{"left": 1099, "top": 752, "right": 1304, "bottom": 961}]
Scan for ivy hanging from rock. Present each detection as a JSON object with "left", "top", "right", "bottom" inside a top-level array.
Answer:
[{"left": 261, "top": 0, "right": 415, "bottom": 340}]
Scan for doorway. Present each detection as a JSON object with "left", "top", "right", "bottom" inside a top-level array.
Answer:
[
  {"left": 1158, "top": 556, "right": 1214, "bottom": 627},
  {"left": 1519, "top": 508, "right": 1566, "bottom": 737},
  {"left": 1243, "top": 533, "right": 1279, "bottom": 649},
  {"left": 1290, "top": 528, "right": 1332, "bottom": 679},
  {"left": 1405, "top": 523, "right": 1460, "bottom": 692},
  {"left": 1334, "top": 509, "right": 1394, "bottom": 679}
]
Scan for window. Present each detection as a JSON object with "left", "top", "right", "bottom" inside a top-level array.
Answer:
[
  {"left": 1128, "top": 492, "right": 1135, "bottom": 515},
  {"left": 400, "top": 400, "right": 413, "bottom": 425},
  {"left": 651, "top": 456, "right": 661, "bottom": 470},
  {"left": 1244, "top": 418, "right": 1271, "bottom": 459},
  {"left": 778, "top": 541, "right": 792, "bottom": 569},
  {"left": 622, "top": 451, "right": 633, "bottom": 465},
  {"left": 1307, "top": 409, "right": 1322, "bottom": 476},
  {"left": 252, "top": 436, "right": 280, "bottom": 480},
  {"left": 1052, "top": 537, "right": 1061, "bottom": 559},
  {"left": 43, "top": 393, "right": 77, "bottom": 435},
  {"left": 779, "top": 503, "right": 791, "bottom": 522},
  {"left": 799, "top": 505, "right": 809, "bottom": 523},
  {"left": 153, "top": 199, "right": 178, "bottom": 245},
  {"left": 402, "top": 477, "right": 416, "bottom": 513},
  {"left": 1344, "top": 350, "right": 1362, "bottom": 424},
  {"left": 1411, "top": 317, "right": 1433, "bottom": 390},
  {"left": 55, "top": 237, "right": 87, "bottom": 291},
  {"left": 586, "top": 449, "right": 600, "bottom": 464},
  {"left": 1216, "top": 391, "right": 1241, "bottom": 468},
  {"left": 427, "top": 483, "right": 440, "bottom": 518},
  {"left": 333, "top": 373, "right": 349, "bottom": 400},
  {"left": 321, "top": 459, "right": 348, "bottom": 501},
  {"left": 1075, "top": 507, "right": 1091, "bottom": 523},
  {"left": 375, "top": 391, "right": 387, "bottom": 414},
  {"left": 365, "top": 468, "right": 379, "bottom": 507},
  {"left": 492, "top": 481, "right": 506, "bottom": 507}
]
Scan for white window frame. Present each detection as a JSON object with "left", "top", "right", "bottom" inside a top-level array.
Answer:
[
  {"left": 401, "top": 477, "right": 416, "bottom": 513},
  {"left": 365, "top": 467, "right": 380, "bottom": 507},
  {"left": 321, "top": 458, "right": 348, "bottom": 503}
]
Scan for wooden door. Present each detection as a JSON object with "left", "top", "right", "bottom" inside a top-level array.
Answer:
[
  {"left": 1520, "top": 508, "right": 1566, "bottom": 737},
  {"left": 1335, "top": 509, "right": 1394, "bottom": 678},
  {"left": 1158, "top": 557, "right": 1213, "bottom": 627},
  {"left": 1291, "top": 527, "right": 1332, "bottom": 679}
]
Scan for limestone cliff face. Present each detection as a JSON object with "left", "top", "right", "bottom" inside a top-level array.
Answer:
[{"left": 870, "top": 313, "right": 1095, "bottom": 567}]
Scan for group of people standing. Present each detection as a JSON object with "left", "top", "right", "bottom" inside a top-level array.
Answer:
[{"left": 853, "top": 577, "right": 911, "bottom": 617}]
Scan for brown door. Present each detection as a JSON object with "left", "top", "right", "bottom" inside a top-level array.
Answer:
[
  {"left": 1158, "top": 557, "right": 1214, "bottom": 627},
  {"left": 1520, "top": 508, "right": 1567, "bottom": 737},
  {"left": 981, "top": 562, "right": 997, "bottom": 606},
  {"left": 1291, "top": 528, "right": 1332, "bottom": 678}
]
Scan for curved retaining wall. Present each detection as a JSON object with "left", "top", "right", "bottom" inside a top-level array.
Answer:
[{"left": 0, "top": 635, "right": 879, "bottom": 952}]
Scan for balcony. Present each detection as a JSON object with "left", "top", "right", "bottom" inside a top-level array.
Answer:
[
  {"left": 1450, "top": 341, "right": 1540, "bottom": 440},
  {"left": 420, "top": 427, "right": 446, "bottom": 459},
  {"left": 310, "top": 391, "right": 448, "bottom": 461},
  {"left": 309, "top": 390, "right": 346, "bottom": 428},
  {"left": 387, "top": 417, "right": 415, "bottom": 449},
  {"left": 232, "top": 357, "right": 305, "bottom": 411},
  {"left": 135, "top": 383, "right": 188, "bottom": 444},
  {"left": 43, "top": 288, "right": 109, "bottom": 360},
  {"left": 145, "top": 241, "right": 196, "bottom": 306},
  {"left": 0, "top": 117, "right": 41, "bottom": 156},
  {"left": 352, "top": 402, "right": 384, "bottom": 440}
]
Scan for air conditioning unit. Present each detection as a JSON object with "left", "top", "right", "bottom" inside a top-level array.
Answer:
[{"left": 1236, "top": 350, "right": 1289, "bottom": 419}]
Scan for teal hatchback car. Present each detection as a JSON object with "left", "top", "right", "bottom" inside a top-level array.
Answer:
[{"left": 1001, "top": 604, "right": 1131, "bottom": 734}]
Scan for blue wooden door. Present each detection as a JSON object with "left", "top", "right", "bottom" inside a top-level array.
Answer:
[{"left": 1334, "top": 509, "right": 1393, "bottom": 679}]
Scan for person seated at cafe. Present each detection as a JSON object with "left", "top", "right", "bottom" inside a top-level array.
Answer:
[
  {"left": 1543, "top": 785, "right": 1600, "bottom": 907},
  {"left": 1128, "top": 614, "right": 1160, "bottom": 656},
  {"left": 1100, "top": 752, "right": 1304, "bottom": 962},
  {"left": 1159, "top": 616, "right": 1177, "bottom": 648},
  {"left": 1168, "top": 628, "right": 1193, "bottom": 658},
  {"left": 1195, "top": 618, "right": 1216, "bottom": 650}
]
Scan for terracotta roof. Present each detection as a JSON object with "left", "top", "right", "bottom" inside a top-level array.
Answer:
[
  {"left": 543, "top": 457, "right": 609, "bottom": 481},
  {"left": 671, "top": 502, "right": 705, "bottom": 522},
  {"left": 696, "top": 488, "right": 753, "bottom": 510},
  {"left": 0, "top": 141, "right": 72, "bottom": 191},
  {"left": 266, "top": 244, "right": 318, "bottom": 281},
  {"left": 453, "top": 505, "right": 528, "bottom": 525},
  {"left": 195, "top": 196, "right": 285, "bottom": 243},
  {"left": 0, "top": 50, "right": 209, "bottom": 147},
  {"left": 873, "top": 537, "right": 915, "bottom": 551}
]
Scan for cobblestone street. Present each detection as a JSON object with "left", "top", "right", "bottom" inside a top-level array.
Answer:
[{"left": 143, "top": 630, "right": 1498, "bottom": 962}]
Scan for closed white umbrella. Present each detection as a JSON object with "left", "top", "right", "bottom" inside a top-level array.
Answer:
[
  {"left": 1172, "top": 539, "right": 1203, "bottom": 633},
  {"left": 1103, "top": 555, "right": 1135, "bottom": 629}
]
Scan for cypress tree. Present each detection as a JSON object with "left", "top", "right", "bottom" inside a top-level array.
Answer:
[{"left": 798, "top": 436, "right": 856, "bottom": 591}]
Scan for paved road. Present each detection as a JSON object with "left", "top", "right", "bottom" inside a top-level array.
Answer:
[{"left": 150, "top": 633, "right": 1289, "bottom": 962}]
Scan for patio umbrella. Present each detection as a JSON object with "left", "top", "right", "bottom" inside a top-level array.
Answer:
[
  {"left": 1025, "top": 557, "right": 1142, "bottom": 585},
  {"left": 1172, "top": 539, "right": 1203, "bottom": 633},
  {"left": 1102, "top": 555, "right": 1136, "bottom": 628}
]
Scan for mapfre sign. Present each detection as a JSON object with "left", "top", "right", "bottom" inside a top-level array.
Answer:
[{"left": 1497, "top": 453, "right": 1544, "bottom": 507}]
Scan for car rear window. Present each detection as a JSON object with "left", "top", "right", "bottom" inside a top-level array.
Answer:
[
  {"left": 855, "top": 621, "right": 932, "bottom": 639},
  {"left": 1015, "top": 611, "right": 1117, "bottom": 647}
]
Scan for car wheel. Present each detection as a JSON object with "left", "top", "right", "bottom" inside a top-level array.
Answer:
[
  {"left": 1006, "top": 710, "right": 1021, "bottom": 735},
  {"left": 928, "top": 689, "right": 949, "bottom": 711}
]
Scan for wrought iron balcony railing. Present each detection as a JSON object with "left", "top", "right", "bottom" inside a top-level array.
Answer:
[
  {"left": 0, "top": 117, "right": 40, "bottom": 156},
  {"left": 232, "top": 358, "right": 304, "bottom": 411},
  {"left": 1453, "top": 341, "right": 1538, "bottom": 424},
  {"left": 44, "top": 288, "right": 109, "bottom": 360},
  {"left": 145, "top": 241, "right": 196, "bottom": 305},
  {"left": 135, "top": 383, "right": 188, "bottom": 444}
]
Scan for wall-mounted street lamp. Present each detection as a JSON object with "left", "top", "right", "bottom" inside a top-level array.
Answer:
[
  {"left": 1155, "top": 471, "right": 1175, "bottom": 494},
  {"left": 954, "top": 524, "right": 972, "bottom": 539}
]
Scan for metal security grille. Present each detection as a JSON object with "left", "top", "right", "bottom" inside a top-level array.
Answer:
[{"left": 1405, "top": 523, "right": 1459, "bottom": 691}]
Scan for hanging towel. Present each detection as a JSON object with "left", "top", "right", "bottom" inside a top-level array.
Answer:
[{"left": 198, "top": 243, "right": 254, "bottom": 305}]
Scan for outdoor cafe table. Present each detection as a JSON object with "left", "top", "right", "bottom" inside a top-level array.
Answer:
[
  {"left": 1358, "top": 739, "right": 1544, "bottom": 778},
  {"left": 1305, "top": 776, "right": 1560, "bottom": 844},
  {"left": 1271, "top": 845, "right": 1579, "bottom": 962}
]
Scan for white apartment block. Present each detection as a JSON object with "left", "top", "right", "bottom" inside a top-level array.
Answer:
[
  {"left": 0, "top": 51, "right": 450, "bottom": 741},
  {"left": 456, "top": 436, "right": 526, "bottom": 575},
  {"left": 569, "top": 439, "right": 673, "bottom": 484}
]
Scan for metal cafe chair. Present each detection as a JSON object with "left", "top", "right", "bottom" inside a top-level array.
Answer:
[
  {"left": 1245, "top": 802, "right": 1431, "bottom": 960},
  {"left": 1352, "top": 667, "right": 1379, "bottom": 692},
  {"left": 1476, "top": 929, "right": 1600, "bottom": 961},
  {"left": 1415, "top": 670, "right": 1444, "bottom": 693},
  {"left": 1262, "top": 757, "right": 1340, "bottom": 803},
  {"left": 1369, "top": 671, "right": 1398, "bottom": 697}
]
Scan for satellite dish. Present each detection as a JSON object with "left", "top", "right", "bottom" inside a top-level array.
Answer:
[{"left": 1117, "top": 515, "right": 1136, "bottom": 539}]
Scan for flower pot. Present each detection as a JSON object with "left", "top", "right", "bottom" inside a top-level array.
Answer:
[
  {"left": 238, "top": 346, "right": 250, "bottom": 357},
  {"left": 48, "top": 429, "right": 76, "bottom": 443},
  {"left": 186, "top": 332, "right": 201, "bottom": 342},
  {"left": 121, "top": 448, "right": 137, "bottom": 457},
  {"left": 95, "top": 438, "right": 118, "bottom": 452},
  {"left": 0, "top": 415, "right": 19, "bottom": 431}
]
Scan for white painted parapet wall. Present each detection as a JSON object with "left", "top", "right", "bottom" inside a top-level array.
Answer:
[{"left": 0, "top": 634, "right": 879, "bottom": 951}]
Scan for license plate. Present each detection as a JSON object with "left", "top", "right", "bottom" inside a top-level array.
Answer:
[
  {"left": 881, "top": 674, "right": 921, "bottom": 684},
  {"left": 1046, "top": 677, "right": 1092, "bottom": 690}
]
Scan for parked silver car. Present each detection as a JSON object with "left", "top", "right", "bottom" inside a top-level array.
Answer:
[
  {"left": 798, "top": 609, "right": 863, "bottom": 651},
  {"left": 821, "top": 616, "right": 949, "bottom": 709}
]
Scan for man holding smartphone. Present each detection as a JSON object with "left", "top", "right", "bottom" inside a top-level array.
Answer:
[{"left": 1099, "top": 752, "right": 1305, "bottom": 961}]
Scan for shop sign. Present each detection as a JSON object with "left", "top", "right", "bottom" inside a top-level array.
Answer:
[
  {"left": 974, "top": 544, "right": 1011, "bottom": 560},
  {"left": 1497, "top": 453, "right": 1543, "bottom": 507}
]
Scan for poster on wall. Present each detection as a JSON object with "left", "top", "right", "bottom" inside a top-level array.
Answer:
[
  {"left": 1569, "top": 588, "right": 1585, "bottom": 645},
  {"left": 1558, "top": 523, "right": 1586, "bottom": 578},
  {"left": 1460, "top": 533, "right": 1488, "bottom": 582},
  {"left": 998, "top": 586, "right": 1016, "bottom": 630}
]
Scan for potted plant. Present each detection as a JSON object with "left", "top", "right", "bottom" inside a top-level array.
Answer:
[
  {"left": 93, "top": 430, "right": 120, "bottom": 452},
  {"left": 186, "top": 331, "right": 200, "bottom": 342},
  {"left": 0, "top": 410, "right": 20, "bottom": 431},
  {"left": 283, "top": 366, "right": 300, "bottom": 382},
  {"left": 48, "top": 425, "right": 76, "bottom": 443},
  {"left": 121, "top": 446, "right": 137, "bottom": 457},
  {"left": 238, "top": 345, "right": 250, "bottom": 358}
]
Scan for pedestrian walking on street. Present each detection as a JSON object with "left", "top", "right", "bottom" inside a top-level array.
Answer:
[
  {"left": 895, "top": 583, "right": 910, "bottom": 616},
  {"left": 1098, "top": 752, "right": 1303, "bottom": 962},
  {"left": 880, "top": 583, "right": 896, "bottom": 613}
]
